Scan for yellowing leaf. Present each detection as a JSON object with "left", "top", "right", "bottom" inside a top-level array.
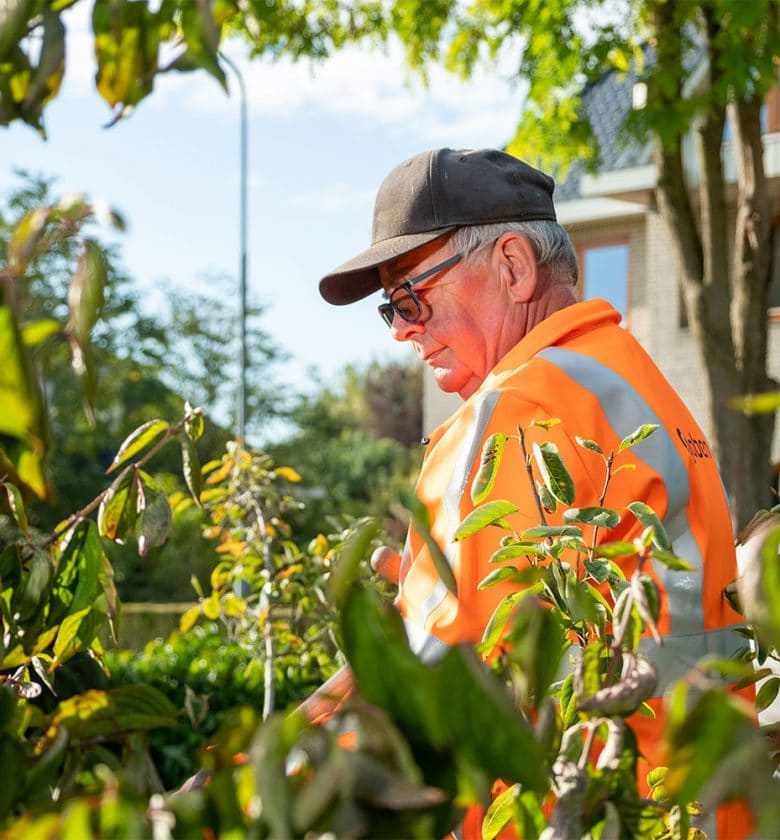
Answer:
[
  {"left": 217, "top": 539, "right": 246, "bottom": 558},
  {"left": 274, "top": 466, "right": 301, "bottom": 482}
]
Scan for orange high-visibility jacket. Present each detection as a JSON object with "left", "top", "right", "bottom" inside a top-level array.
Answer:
[{"left": 397, "top": 299, "right": 749, "bottom": 839}]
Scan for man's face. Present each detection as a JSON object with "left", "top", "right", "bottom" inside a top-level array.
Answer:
[{"left": 379, "top": 238, "right": 509, "bottom": 399}]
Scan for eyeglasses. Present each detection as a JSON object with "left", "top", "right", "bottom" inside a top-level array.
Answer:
[{"left": 378, "top": 253, "right": 463, "bottom": 328}]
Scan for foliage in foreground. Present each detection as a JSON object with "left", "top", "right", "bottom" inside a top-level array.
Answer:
[{"left": 3, "top": 408, "right": 780, "bottom": 838}]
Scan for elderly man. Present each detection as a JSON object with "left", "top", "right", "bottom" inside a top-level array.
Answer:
[{"left": 315, "top": 148, "right": 748, "bottom": 838}]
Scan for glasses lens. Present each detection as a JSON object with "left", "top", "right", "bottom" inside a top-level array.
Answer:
[
  {"left": 378, "top": 303, "right": 395, "bottom": 327},
  {"left": 390, "top": 286, "right": 421, "bottom": 321}
]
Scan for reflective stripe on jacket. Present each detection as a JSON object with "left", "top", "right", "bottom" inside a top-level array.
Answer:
[{"left": 397, "top": 299, "right": 750, "bottom": 839}]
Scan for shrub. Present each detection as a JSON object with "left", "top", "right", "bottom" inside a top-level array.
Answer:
[{"left": 104, "top": 621, "right": 337, "bottom": 789}]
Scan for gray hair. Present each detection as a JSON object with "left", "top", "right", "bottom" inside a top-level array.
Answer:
[{"left": 449, "top": 221, "right": 579, "bottom": 285}]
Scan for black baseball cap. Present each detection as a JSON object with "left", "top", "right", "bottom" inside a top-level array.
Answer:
[{"left": 319, "top": 147, "right": 557, "bottom": 305}]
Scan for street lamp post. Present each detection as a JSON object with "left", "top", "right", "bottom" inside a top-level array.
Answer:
[{"left": 221, "top": 52, "right": 248, "bottom": 443}]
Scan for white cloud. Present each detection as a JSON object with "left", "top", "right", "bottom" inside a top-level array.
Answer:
[{"left": 168, "top": 40, "right": 526, "bottom": 148}]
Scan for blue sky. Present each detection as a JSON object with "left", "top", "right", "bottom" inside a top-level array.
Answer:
[{"left": 2, "top": 5, "right": 526, "bottom": 403}]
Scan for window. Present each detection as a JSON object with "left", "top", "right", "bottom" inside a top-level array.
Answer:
[{"left": 581, "top": 242, "right": 630, "bottom": 318}]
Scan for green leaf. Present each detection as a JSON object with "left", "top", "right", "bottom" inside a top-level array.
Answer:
[
  {"left": 650, "top": 549, "right": 695, "bottom": 572},
  {"left": 340, "top": 585, "right": 444, "bottom": 746},
  {"left": 489, "top": 543, "right": 545, "bottom": 563},
  {"left": 563, "top": 506, "right": 620, "bottom": 529},
  {"left": 729, "top": 391, "right": 780, "bottom": 415},
  {"left": 327, "top": 517, "right": 380, "bottom": 608},
  {"left": 21, "top": 318, "right": 60, "bottom": 346},
  {"left": 755, "top": 678, "right": 780, "bottom": 713},
  {"left": 184, "top": 403, "right": 204, "bottom": 441},
  {"left": 479, "top": 584, "right": 544, "bottom": 655},
  {"left": 51, "top": 685, "right": 177, "bottom": 740},
  {"left": 92, "top": 0, "right": 160, "bottom": 113},
  {"left": 176, "top": 0, "right": 227, "bottom": 90},
  {"left": 7, "top": 206, "right": 51, "bottom": 274},
  {"left": 181, "top": 434, "right": 203, "bottom": 508},
  {"left": 532, "top": 441, "right": 575, "bottom": 505},
  {"left": 627, "top": 501, "right": 672, "bottom": 550},
  {"left": 530, "top": 417, "right": 560, "bottom": 430},
  {"left": 17, "top": 545, "right": 53, "bottom": 622},
  {"left": 536, "top": 479, "right": 557, "bottom": 514},
  {"left": 408, "top": 495, "right": 458, "bottom": 596},
  {"left": 97, "top": 468, "right": 139, "bottom": 542},
  {"left": 506, "top": 599, "right": 567, "bottom": 704},
  {"left": 618, "top": 423, "right": 659, "bottom": 453},
  {"left": 67, "top": 239, "right": 107, "bottom": 345},
  {"left": 107, "top": 418, "right": 169, "bottom": 473},
  {"left": 0, "top": 0, "right": 35, "bottom": 64},
  {"left": 137, "top": 483, "right": 173, "bottom": 556},
  {"left": 3, "top": 481, "right": 29, "bottom": 534},
  {"left": 470, "top": 432, "right": 507, "bottom": 504},
  {"left": 479, "top": 566, "right": 526, "bottom": 590},
  {"left": 0, "top": 295, "right": 47, "bottom": 498},
  {"left": 575, "top": 436, "right": 603, "bottom": 455},
  {"left": 435, "top": 645, "right": 545, "bottom": 791},
  {"left": 520, "top": 525, "right": 583, "bottom": 540},
  {"left": 20, "top": 7, "right": 65, "bottom": 124},
  {"left": 482, "top": 783, "right": 519, "bottom": 840},
  {"left": 594, "top": 541, "right": 637, "bottom": 558},
  {"left": 453, "top": 499, "right": 518, "bottom": 541},
  {"left": 583, "top": 557, "right": 611, "bottom": 583}
]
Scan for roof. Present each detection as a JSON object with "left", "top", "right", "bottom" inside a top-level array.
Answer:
[{"left": 554, "top": 64, "right": 653, "bottom": 202}]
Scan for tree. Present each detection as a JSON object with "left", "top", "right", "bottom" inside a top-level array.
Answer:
[
  {"left": 0, "top": 0, "right": 382, "bottom": 134},
  {"left": 333, "top": 0, "right": 778, "bottom": 529},
  {"left": 269, "top": 360, "right": 424, "bottom": 542},
  {"left": 0, "top": 172, "right": 287, "bottom": 599}
]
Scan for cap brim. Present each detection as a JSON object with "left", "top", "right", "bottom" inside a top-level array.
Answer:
[{"left": 319, "top": 226, "right": 456, "bottom": 305}]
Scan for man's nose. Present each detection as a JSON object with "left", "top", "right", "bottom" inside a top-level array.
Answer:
[{"left": 390, "top": 312, "right": 424, "bottom": 341}]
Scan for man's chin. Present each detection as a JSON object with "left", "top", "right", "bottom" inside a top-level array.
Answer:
[{"left": 433, "top": 367, "right": 478, "bottom": 399}]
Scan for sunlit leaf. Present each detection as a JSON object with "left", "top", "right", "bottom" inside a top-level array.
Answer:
[
  {"left": 563, "top": 506, "right": 620, "bottom": 529},
  {"left": 583, "top": 557, "right": 611, "bottom": 583},
  {"left": 521, "top": 525, "right": 583, "bottom": 540},
  {"left": 274, "top": 466, "right": 301, "bottom": 482},
  {"left": 470, "top": 432, "right": 507, "bottom": 504},
  {"left": 51, "top": 685, "right": 177, "bottom": 739},
  {"left": 532, "top": 441, "right": 574, "bottom": 505},
  {"left": 67, "top": 238, "right": 107, "bottom": 345},
  {"left": 594, "top": 541, "right": 637, "bottom": 558},
  {"left": 327, "top": 517, "right": 380, "bottom": 608},
  {"left": 650, "top": 549, "right": 695, "bottom": 572},
  {"left": 184, "top": 402, "right": 204, "bottom": 441},
  {"left": 489, "top": 543, "right": 545, "bottom": 563},
  {"left": 409, "top": 495, "right": 458, "bottom": 595},
  {"left": 530, "top": 417, "right": 560, "bottom": 431},
  {"left": 137, "top": 483, "right": 172, "bottom": 556},
  {"left": 3, "top": 481, "right": 29, "bottom": 534},
  {"left": 454, "top": 499, "right": 518, "bottom": 541},
  {"left": 478, "top": 566, "right": 526, "bottom": 589},
  {"left": 97, "top": 468, "right": 138, "bottom": 542},
  {"left": 575, "top": 435, "right": 603, "bottom": 455},
  {"left": 618, "top": 423, "right": 659, "bottom": 453},
  {"left": 107, "top": 418, "right": 169, "bottom": 474},
  {"left": 755, "top": 678, "right": 780, "bottom": 713},
  {"left": 729, "top": 391, "right": 780, "bottom": 415},
  {"left": 7, "top": 206, "right": 51, "bottom": 274},
  {"left": 627, "top": 501, "right": 671, "bottom": 550},
  {"left": 0, "top": 295, "right": 47, "bottom": 498},
  {"left": 181, "top": 434, "right": 203, "bottom": 508},
  {"left": 21, "top": 318, "right": 60, "bottom": 346}
]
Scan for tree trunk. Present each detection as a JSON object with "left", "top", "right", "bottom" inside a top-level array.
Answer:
[{"left": 650, "top": 1, "right": 776, "bottom": 530}]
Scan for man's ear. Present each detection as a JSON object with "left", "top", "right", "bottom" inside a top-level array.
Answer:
[{"left": 496, "top": 233, "right": 538, "bottom": 303}]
